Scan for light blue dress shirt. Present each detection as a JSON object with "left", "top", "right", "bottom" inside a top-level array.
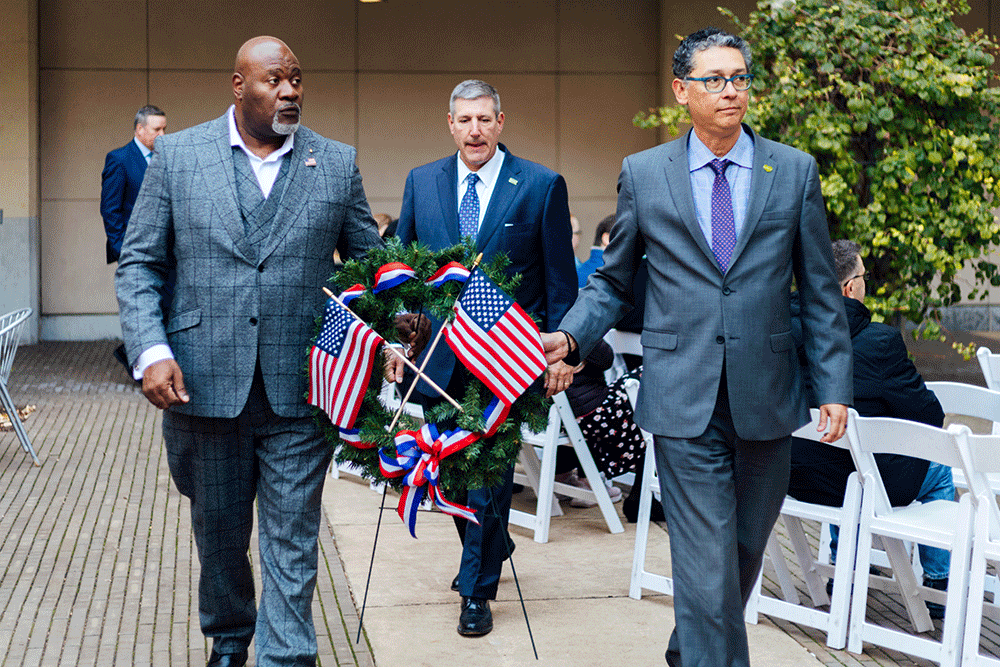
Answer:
[{"left": 687, "top": 128, "right": 754, "bottom": 248}]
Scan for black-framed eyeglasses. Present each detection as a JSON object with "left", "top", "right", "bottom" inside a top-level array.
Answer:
[
  {"left": 842, "top": 272, "right": 869, "bottom": 286},
  {"left": 684, "top": 74, "right": 754, "bottom": 93}
]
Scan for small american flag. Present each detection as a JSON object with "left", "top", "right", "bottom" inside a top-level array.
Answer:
[
  {"left": 445, "top": 268, "right": 546, "bottom": 407},
  {"left": 308, "top": 298, "right": 384, "bottom": 429}
]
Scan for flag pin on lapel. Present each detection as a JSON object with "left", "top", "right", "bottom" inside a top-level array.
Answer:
[
  {"left": 508, "top": 177, "right": 518, "bottom": 185},
  {"left": 763, "top": 164, "right": 773, "bottom": 172},
  {"left": 305, "top": 158, "right": 317, "bottom": 167}
]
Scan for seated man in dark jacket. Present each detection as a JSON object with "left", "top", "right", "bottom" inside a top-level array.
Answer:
[{"left": 789, "top": 239, "right": 954, "bottom": 616}]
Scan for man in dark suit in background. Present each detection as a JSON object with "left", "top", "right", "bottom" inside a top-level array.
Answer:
[
  {"left": 543, "top": 28, "right": 853, "bottom": 666},
  {"left": 101, "top": 105, "right": 166, "bottom": 263},
  {"left": 394, "top": 79, "right": 578, "bottom": 637}
]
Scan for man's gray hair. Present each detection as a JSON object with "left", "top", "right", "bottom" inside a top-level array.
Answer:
[
  {"left": 672, "top": 27, "right": 752, "bottom": 79},
  {"left": 831, "top": 239, "right": 862, "bottom": 284},
  {"left": 134, "top": 105, "right": 166, "bottom": 129},
  {"left": 449, "top": 80, "right": 501, "bottom": 116}
]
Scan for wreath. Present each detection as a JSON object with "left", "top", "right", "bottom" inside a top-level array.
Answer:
[{"left": 312, "top": 239, "right": 551, "bottom": 512}]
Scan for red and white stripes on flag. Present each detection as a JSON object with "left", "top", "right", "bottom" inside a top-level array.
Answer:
[
  {"left": 308, "top": 298, "right": 384, "bottom": 429},
  {"left": 445, "top": 268, "right": 546, "bottom": 407}
]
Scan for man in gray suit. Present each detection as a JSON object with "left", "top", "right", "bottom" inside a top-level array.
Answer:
[
  {"left": 116, "top": 36, "right": 401, "bottom": 667},
  {"left": 543, "top": 28, "right": 853, "bottom": 667}
]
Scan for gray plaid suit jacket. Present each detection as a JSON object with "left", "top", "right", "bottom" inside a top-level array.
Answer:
[
  {"left": 560, "top": 126, "right": 853, "bottom": 441},
  {"left": 116, "top": 112, "right": 382, "bottom": 419}
]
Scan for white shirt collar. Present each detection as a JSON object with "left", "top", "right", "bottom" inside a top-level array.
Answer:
[
  {"left": 228, "top": 105, "right": 294, "bottom": 162},
  {"left": 133, "top": 136, "right": 152, "bottom": 159},
  {"left": 688, "top": 127, "right": 753, "bottom": 172},
  {"left": 457, "top": 146, "right": 505, "bottom": 188}
]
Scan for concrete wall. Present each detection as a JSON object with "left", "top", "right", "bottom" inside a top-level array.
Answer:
[
  {"left": 0, "top": 0, "right": 40, "bottom": 343},
  {"left": 36, "top": 0, "right": 661, "bottom": 340},
  {"left": 19, "top": 0, "right": 1000, "bottom": 340}
]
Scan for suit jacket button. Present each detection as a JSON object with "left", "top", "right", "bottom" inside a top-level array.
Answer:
[
  {"left": 249, "top": 317, "right": 258, "bottom": 326},
  {"left": 258, "top": 265, "right": 265, "bottom": 273},
  {"left": 716, "top": 335, "right": 724, "bottom": 344},
  {"left": 722, "top": 286, "right": 731, "bottom": 295}
]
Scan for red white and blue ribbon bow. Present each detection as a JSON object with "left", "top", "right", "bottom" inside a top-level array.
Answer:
[
  {"left": 425, "top": 262, "right": 471, "bottom": 288},
  {"left": 373, "top": 262, "right": 417, "bottom": 293},
  {"left": 378, "top": 424, "right": 480, "bottom": 536}
]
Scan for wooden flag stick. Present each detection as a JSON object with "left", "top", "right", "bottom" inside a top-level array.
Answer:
[
  {"left": 384, "top": 323, "right": 450, "bottom": 434},
  {"left": 321, "top": 287, "right": 463, "bottom": 412}
]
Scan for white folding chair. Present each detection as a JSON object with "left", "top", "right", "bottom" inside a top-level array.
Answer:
[
  {"left": 0, "top": 308, "right": 39, "bottom": 466},
  {"left": 748, "top": 408, "right": 860, "bottom": 649},
  {"left": 926, "top": 381, "right": 1000, "bottom": 494},
  {"left": 603, "top": 328, "right": 641, "bottom": 383},
  {"left": 624, "top": 377, "right": 759, "bottom": 623},
  {"left": 960, "top": 431, "right": 1000, "bottom": 667},
  {"left": 510, "top": 391, "right": 624, "bottom": 543},
  {"left": 625, "top": 376, "right": 670, "bottom": 599},
  {"left": 977, "top": 347, "right": 1000, "bottom": 397},
  {"left": 847, "top": 411, "right": 975, "bottom": 666}
]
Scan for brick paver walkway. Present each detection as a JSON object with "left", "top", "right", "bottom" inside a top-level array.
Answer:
[{"left": 0, "top": 341, "right": 373, "bottom": 667}]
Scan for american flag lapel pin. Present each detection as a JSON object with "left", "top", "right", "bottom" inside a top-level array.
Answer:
[
  {"left": 508, "top": 177, "right": 518, "bottom": 185},
  {"left": 305, "top": 157, "right": 317, "bottom": 167}
]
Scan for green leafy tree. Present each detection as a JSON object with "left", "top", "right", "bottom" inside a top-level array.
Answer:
[{"left": 636, "top": 0, "right": 1000, "bottom": 345}]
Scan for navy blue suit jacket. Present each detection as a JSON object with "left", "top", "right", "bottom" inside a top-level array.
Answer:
[
  {"left": 397, "top": 144, "right": 578, "bottom": 396},
  {"left": 101, "top": 140, "right": 147, "bottom": 263}
]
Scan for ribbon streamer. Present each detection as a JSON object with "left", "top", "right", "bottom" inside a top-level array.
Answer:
[
  {"left": 339, "top": 427, "right": 377, "bottom": 449},
  {"left": 340, "top": 284, "right": 366, "bottom": 306},
  {"left": 373, "top": 262, "right": 417, "bottom": 293},
  {"left": 425, "top": 262, "right": 471, "bottom": 288},
  {"left": 378, "top": 424, "right": 480, "bottom": 536}
]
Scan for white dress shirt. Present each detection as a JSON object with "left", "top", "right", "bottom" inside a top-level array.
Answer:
[{"left": 456, "top": 147, "right": 505, "bottom": 234}]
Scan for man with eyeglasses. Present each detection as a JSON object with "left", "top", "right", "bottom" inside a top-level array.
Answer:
[
  {"left": 541, "top": 27, "right": 852, "bottom": 666},
  {"left": 789, "top": 239, "right": 954, "bottom": 619}
]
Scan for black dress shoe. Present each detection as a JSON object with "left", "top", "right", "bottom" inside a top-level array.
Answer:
[
  {"left": 451, "top": 574, "right": 460, "bottom": 592},
  {"left": 457, "top": 597, "right": 493, "bottom": 636},
  {"left": 207, "top": 648, "right": 248, "bottom": 667}
]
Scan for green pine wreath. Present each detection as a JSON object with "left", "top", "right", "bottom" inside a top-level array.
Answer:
[{"left": 312, "top": 238, "right": 551, "bottom": 495}]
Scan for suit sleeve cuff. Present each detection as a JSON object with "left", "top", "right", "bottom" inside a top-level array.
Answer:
[{"left": 133, "top": 344, "right": 174, "bottom": 381}]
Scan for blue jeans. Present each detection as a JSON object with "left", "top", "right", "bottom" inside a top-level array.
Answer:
[{"left": 830, "top": 462, "right": 954, "bottom": 580}]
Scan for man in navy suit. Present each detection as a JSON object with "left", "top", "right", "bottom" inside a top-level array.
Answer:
[
  {"left": 101, "top": 105, "right": 167, "bottom": 263},
  {"left": 395, "top": 80, "right": 577, "bottom": 637}
]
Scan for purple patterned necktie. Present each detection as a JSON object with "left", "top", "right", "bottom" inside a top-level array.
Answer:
[
  {"left": 709, "top": 158, "right": 736, "bottom": 272},
  {"left": 459, "top": 173, "right": 480, "bottom": 239}
]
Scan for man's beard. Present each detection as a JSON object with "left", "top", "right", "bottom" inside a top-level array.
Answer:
[{"left": 272, "top": 104, "right": 301, "bottom": 135}]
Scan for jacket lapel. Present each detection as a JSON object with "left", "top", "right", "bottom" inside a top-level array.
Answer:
[
  {"left": 203, "top": 115, "right": 251, "bottom": 261},
  {"left": 436, "top": 157, "right": 461, "bottom": 246},
  {"left": 665, "top": 134, "right": 716, "bottom": 267},
  {"left": 477, "top": 146, "right": 521, "bottom": 253},
  {"left": 261, "top": 130, "right": 315, "bottom": 262},
  {"left": 729, "top": 127, "right": 776, "bottom": 269}
]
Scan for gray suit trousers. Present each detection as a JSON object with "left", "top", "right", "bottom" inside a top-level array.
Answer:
[
  {"left": 163, "top": 364, "right": 332, "bottom": 666},
  {"left": 654, "top": 370, "right": 790, "bottom": 667}
]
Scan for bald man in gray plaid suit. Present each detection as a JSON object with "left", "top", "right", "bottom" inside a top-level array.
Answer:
[{"left": 116, "top": 37, "right": 389, "bottom": 667}]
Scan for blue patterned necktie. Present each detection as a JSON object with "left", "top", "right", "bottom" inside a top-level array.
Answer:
[
  {"left": 459, "top": 173, "right": 480, "bottom": 239},
  {"left": 709, "top": 159, "right": 736, "bottom": 272}
]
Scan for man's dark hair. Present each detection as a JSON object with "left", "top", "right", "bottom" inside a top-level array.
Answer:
[
  {"left": 594, "top": 214, "right": 615, "bottom": 247},
  {"left": 831, "top": 239, "right": 862, "bottom": 283},
  {"left": 672, "top": 27, "right": 752, "bottom": 79},
  {"left": 134, "top": 105, "right": 166, "bottom": 129}
]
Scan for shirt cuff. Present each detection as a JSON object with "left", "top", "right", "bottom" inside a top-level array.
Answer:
[{"left": 133, "top": 344, "right": 174, "bottom": 381}]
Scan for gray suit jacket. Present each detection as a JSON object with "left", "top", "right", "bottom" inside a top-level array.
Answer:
[
  {"left": 116, "top": 112, "right": 382, "bottom": 419},
  {"left": 560, "top": 126, "right": 852, "bottom": 440}
]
